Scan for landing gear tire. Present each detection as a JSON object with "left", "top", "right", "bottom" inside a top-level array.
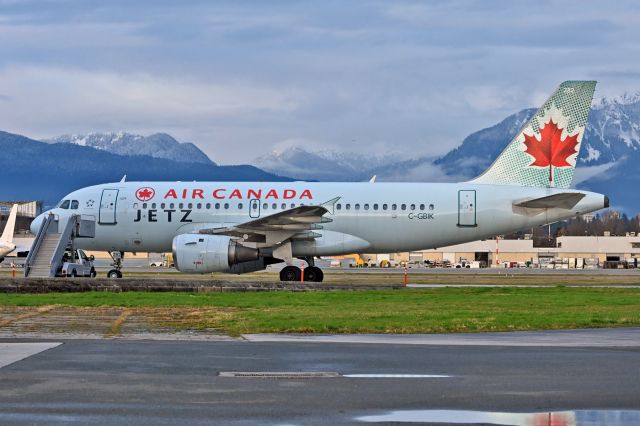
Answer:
[
  {"left": 107, "top": 269, "right": 122, "bottom": 279},
  {"left": 280, "top": 266, "right": 301, "bottom": 282},
  {"left": 303, "top": 266, "right": 324, "bottom": 282},
  {"left": 90, "top": 268, "right": 97, "bottom": 278},
  {"left": 69, "top": 269, "right": 77, "bottom": 278}
]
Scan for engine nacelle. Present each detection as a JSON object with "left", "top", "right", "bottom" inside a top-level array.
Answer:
[{"left": 172, "top": 234, "right": 259, "bottom": 273}]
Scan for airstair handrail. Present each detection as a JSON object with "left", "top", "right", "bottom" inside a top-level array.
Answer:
[
  {"left": 24, "top": 213, "right": 54, "bottom": 277},
  {"left": 47, "top": 215, "right": 80, "bottom": 277}
]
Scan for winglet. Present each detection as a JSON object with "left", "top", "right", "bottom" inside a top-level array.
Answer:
[
  {"left": 321, "top": 197, "right": 341, "bottom": 215},
  {"left": 120, "top": 175, "right": 127, "bottom": 183},
  {"left": 1, "top": 204, "right": 18, "bottom": 243},
  {"left": 369, "top": 175, "right": 376, "bottom": 183}
]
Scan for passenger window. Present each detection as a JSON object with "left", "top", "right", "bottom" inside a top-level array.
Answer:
[
  {"left": 355, "top": 204, "right": 360, "bottom": 210},
  {"left": 197, "top": 203, "right": 202, "bottom": 209},
  {"left": 382, "top": 204, "right": 388, "bottom": 210},
  {"left": 206, "top": 203, "right": 211, "bottom": 209},
  {"left": 152, "top": 203, "right": 156, "bottom": 209},
  {"left": 59, "top": 200, "right": 70, "bottom": 209},
  {"left": 392, "top": 204, "right": 397, "bottom": 211},
  {"left": 281, "top": 203, "right": 287, "bottom": 210},
  {"left": 70, "top": 200, "right": 79, "bottom": 210},
  {"left": 336, "top": 204, "right": 341, "bottom": 210},
  {"left": 224, "top": 203, "right": 229, "bottom": 209},
  {"left": 143, "top": 203, "right": 148, "bottom": 209},
  {"left": 170, "top": 203, "right": 175, "bottom": 209},
  {"left": 373, "top": 204, "right": 378, "bottom": 210},
  {"left": 188, "top": 203, "right": 193, "bottom": 209},
  {"left": 272, "top": 203, "right": 277, "bottom": 210},
  {"left": 215, "top": 203, "right": 220, "bottom": 210},
  {"left": 291, "top": 203, "right": 296, "bottom": 208},
  {"left": 401, "top": 204, "right": 406, "bottom": 210},
  {"left": 345, "top": 204, "right": 351, "bottom": 210},
  {"left": 420, "top": 204, "right": 425, "bottom": 210},
  {"left": 410, "top": 204, "right": 415, "bottom": 210},
  {"left": 133, "top": 203, "right": 139, "bottom": 209},
  {"left": 252, "top": 202, "right": 258, "bottom": 210},
  {"left": 263, "top": 203, "right": 268, "bottom": 210},
  {"left": 179, "top": 203, "right": 184, "bottom": 209},
  {"left": 238, "top": 203, "right": 243, "bottom": 210},
  {"left": 364, "top": 204, "right": 369, "bottom": 210},
  {"left": 161, "top": 203, "right": 166, "bottom": 209}
]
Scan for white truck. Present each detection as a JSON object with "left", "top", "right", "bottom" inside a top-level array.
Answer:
[{"left": 59, "top": 249, "right": 96, "bottom": 278}]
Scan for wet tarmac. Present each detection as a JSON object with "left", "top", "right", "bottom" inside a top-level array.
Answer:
[{"left": 0, "top": 329, "right": 639, "bottom": 425}]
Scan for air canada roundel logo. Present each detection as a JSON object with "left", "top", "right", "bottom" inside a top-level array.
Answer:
[{"left": 136, "top": 187, "right": 155, "bottom": 202}]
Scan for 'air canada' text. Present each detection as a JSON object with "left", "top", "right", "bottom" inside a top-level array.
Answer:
[{"left": 163, "top": 188, "right": 313, "bottom": 200}]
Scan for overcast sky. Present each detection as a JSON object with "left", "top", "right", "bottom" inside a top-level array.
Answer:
[{"left": 1, "top": 0, "right": 639, "bottom": 164}]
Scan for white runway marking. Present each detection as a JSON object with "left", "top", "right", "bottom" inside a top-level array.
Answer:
[
  {"left": 343, "top": 374, "right": 451, "bottom": 378},
  {"left": 0, "top": 343, "right": 62, "bottom": 369},
  {"left": 243, "top": 328, "right": 640, "bottom": 347}
]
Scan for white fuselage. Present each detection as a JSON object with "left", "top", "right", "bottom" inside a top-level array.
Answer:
[{"left": 31, "top": 181, "right": 607, "bottom": 256}]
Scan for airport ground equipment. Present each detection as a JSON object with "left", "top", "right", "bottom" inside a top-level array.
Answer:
[
  {"left": 60, "top": 249, "right": 96, "bottom": 277},
  {"left": 25, "top": 213, "right": 95, "bottom": 278}
]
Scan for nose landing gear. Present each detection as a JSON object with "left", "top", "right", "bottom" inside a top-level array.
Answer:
[{"left": 106, "top": 251, "right": 124, "bottom": 279}]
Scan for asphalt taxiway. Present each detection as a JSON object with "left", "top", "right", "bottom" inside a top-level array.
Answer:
[{"left": 1, "top": 328, "right": 639, "bottom": 425}]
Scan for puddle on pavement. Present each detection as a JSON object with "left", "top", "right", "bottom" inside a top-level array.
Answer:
[{"left": 356, "top": 409, "right": 640, "bottom": 425}]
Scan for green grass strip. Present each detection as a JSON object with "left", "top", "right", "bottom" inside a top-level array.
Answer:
[{"left": 1, "top": 287, "right": 639, "bottom": 336}]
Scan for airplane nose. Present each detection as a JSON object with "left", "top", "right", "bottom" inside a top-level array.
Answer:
[{"left": 30, "top": 214, "right": 45, "bottom": 235}]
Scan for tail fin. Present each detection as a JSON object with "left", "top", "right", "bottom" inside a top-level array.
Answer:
[
  {"left": 1, "top": 204, "right": 18, "bottom": 243},
  {"left": 471, "top": 81, "right": 596, "bottom": 188}
]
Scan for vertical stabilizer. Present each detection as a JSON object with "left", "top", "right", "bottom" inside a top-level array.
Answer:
[
  {"left": 471, "top": 81, "right": 596, "bottom": 188},
  {"left": 1, "top": 204, "right": 18, "bottom": 243}
]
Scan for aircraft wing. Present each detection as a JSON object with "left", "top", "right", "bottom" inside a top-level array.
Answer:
[
  {"left": 514, "top": 193, "right": 586, "bottom": 209},
  {"left": 198, "top": 198, "right": 339, "bottom": 243}
]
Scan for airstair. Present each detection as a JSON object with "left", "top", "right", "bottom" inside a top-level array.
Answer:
[{"left": 24, "top": 214, "right": 95, "bottom": 278}]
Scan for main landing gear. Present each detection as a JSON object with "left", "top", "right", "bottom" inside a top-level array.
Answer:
[
  {"left": 279, "top": 265, "right": 324, "bottom": 282},
  {"left": 279, "top": 257, "right": 324, "bottom": 282},
  {"left": 106, "top": 251, "right": 124, "bottom": 279}
]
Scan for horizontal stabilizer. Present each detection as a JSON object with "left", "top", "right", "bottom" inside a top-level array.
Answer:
[{"left": 514, "top": 193, "right": 585, "bottom": 209}]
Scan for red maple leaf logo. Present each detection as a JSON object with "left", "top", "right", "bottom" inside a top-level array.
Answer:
[
  {"left": 136, "top": 187, "right": 155, "bottom": 202},
  {"left": 523, "top": 119, "right": 580, "bottom": 183}
]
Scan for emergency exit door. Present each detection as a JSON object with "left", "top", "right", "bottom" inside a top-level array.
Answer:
[
  {"left": 99, "top": 189, "right": 119, "bottom": 224},
  {"left": 457, "top": 190, "right": 477, "bottom": 227}
]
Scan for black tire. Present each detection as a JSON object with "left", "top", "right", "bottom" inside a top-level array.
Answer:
[
  {"left": 70, "top": 269, "right": 77, "bottom": 277},
  {"left": 90, "top": 268, "right": 97, "bottom": 278},
  {"left": 280, "top": 266, "right": 301, "bottom": 282},
  {"left": 107, "top": 269, "right": 121, "bottom": 279},
  {"left": 303, "top": 266, "right": 324, "bottom": 282}
]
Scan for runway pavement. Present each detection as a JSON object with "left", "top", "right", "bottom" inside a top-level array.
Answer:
[{"left": 1, "top": 329, "right": 639, "bottom": 425}]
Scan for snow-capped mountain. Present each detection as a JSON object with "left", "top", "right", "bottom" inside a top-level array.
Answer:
[
  {"left": 251, "top": 94, "right": 640, "bottom": 213},
  {"left": 0, "top": 130, "right": 288, "bottom": 206},
  {"left": 45, "top": 132, "right": 215, "bottom": 165},
  {"left": 253, "top": 147, "right": 406, "bottom": 181}
]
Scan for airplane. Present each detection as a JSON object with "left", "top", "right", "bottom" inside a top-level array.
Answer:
[
  {"left": 30, "top": 81, "right": 608, "bottom": 281},
  {"left": 0, "top": 204, "right": 19, "bottom": 262}
]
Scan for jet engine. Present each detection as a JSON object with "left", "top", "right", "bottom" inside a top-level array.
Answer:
[{"left": 172, "top": 234, "right": 259, "bottom": 273}]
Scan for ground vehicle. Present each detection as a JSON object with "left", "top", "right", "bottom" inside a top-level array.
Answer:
[
  {"left": 454, "top": 260, "right": 482, "bottom": 269},
  {"left": 59, "top": 249, "right": 96, "bottom": 277}
]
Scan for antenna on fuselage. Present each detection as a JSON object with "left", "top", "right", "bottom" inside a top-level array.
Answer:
[{"left": 120, "top": 175, "right": 127, "bottom": 182}]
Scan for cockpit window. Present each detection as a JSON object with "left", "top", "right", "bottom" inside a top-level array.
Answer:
[
  {"left": 70, "top": 200, "right": 79, "bottom": 210},
  {"left": 58, "top": 200, "right": 70, "bottom": 209}
]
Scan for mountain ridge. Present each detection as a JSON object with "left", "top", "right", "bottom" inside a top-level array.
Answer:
[{"left": 45, "top": 132, "right": 215, "bottom": 165}]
